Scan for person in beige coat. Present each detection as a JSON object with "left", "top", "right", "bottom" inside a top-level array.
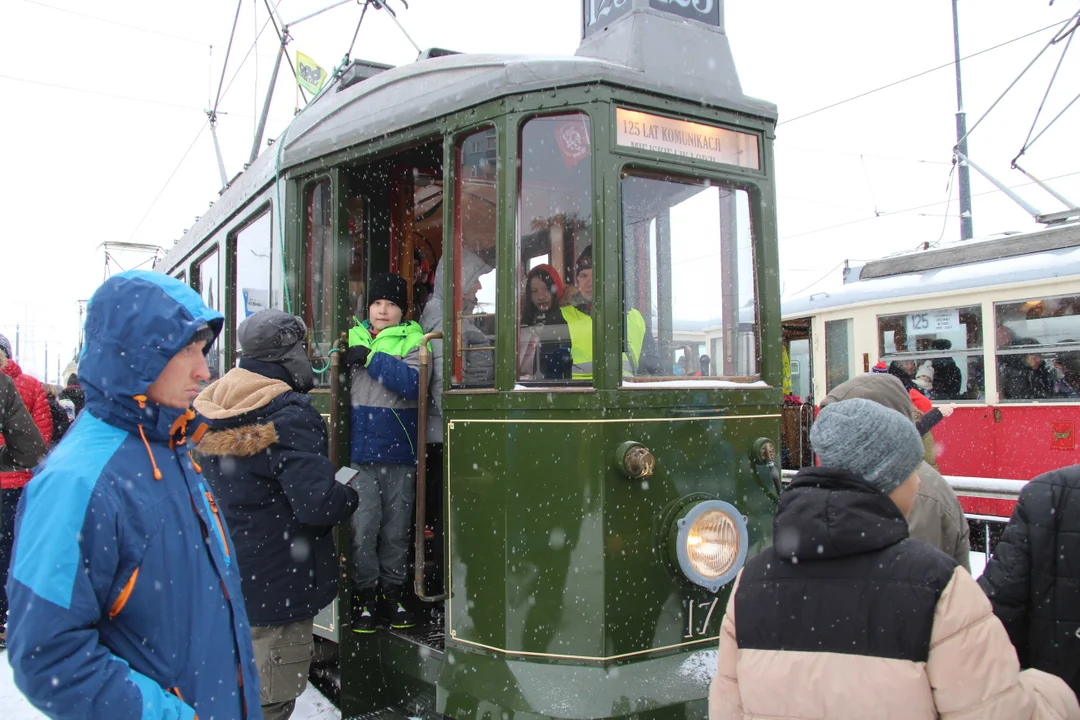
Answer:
[
  {"left": 821, "top": 372, "right": 970, "bottom": 571},
  {"left": 710, "top": 398, "right": 1078, "bottom": 720}
]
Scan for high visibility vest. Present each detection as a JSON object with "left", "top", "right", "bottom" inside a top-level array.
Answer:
[{"left": 561, "top": 305, "right": 646, "bottom": 381}]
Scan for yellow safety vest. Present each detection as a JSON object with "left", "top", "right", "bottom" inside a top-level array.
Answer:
[{"left": 561, "top": 305, "right": 646, "bottom": 381}]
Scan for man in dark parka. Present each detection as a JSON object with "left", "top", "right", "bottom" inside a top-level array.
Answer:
[
  {"left": 979, "top": 465, "right": 1080, "bottom": 700},
  {"left": 195, "top": 309, "right": 359, "bottom": 720}
]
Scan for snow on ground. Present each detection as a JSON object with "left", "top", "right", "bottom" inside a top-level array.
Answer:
[{"left": 0, "top": 652, "right": 340, "bottom": 720}]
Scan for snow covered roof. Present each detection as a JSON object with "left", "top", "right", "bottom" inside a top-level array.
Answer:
[
  {"left": 166, "top": 43, "right": 776, "bottom": 267},
  {"left": 783, "top": 223, "right": 1080, "bottom": 318}
]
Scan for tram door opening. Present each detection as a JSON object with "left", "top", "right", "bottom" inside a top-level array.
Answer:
[
  {"left": 781, "top": 318, "right": 814, "bottom": 469},
  {"left": 340, "top": 139, "right": 448, "bottom": 598}
]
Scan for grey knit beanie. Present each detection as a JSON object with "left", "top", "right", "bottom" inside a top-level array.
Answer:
[
  {"left": 0, "top": 333, "right": 10, "bottom": 360},
  {"left": 810, "top": 398, "right": 924, "bottom": 494}
]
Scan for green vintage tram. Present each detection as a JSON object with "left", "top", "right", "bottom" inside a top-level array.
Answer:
[{"left": 158, "top": 1, "right": 781, "bottom": 717}]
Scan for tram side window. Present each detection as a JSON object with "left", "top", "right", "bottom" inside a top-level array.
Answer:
[
  {"left": 193, "top": 248, "right": 223, "bottom": 381},
  {"left": 305, "top": 179, "right": 333, "bottom": 388},
  {"left": 517, "top": 113, "right": 592, "bottom": 383},
  {"left": 621, "top": 175, "right": 757, "bottom": 382},
  {"left": 996, "top": 294, "right": 1080, "bottom": 401},
  {"left": 877, "top": 305, "right": 983, "bottom": 400},
  {"left": 824, "top": 319, "right": 853, "bottom": 393},
  {"left": 233, "top": 210, "right": 272, "bottom": 356},
  {"left": 453, "top": 128, "right": 497, "bottom": 388}
]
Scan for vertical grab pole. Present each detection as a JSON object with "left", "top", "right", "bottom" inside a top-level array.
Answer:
[
  {"left": 415, "top": 331, "right": 445, "bottom": 602},
  {"left": 329, "top": 332, "right": 348, "bottom": 462}
]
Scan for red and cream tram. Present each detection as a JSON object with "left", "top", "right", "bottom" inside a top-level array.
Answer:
[{"left": 782, "top": 221, "right": 1080, "bottom": 483}]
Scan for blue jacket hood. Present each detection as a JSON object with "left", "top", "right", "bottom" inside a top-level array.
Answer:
[{"left": 79, "top": 270, "right": 223, "bottom": 440}]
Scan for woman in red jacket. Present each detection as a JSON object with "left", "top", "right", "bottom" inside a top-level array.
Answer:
[{"left": 0, "top": 332, "right": 51, "bottom": 646}]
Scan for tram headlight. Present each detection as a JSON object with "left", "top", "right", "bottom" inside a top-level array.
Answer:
[{"left": 669, "top": 500, "right": 748, "bottom": 592}]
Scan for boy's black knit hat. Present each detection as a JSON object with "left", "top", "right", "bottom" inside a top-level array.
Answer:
[{"left": 368, "top": 273, "right": 409, "bottom": 313}]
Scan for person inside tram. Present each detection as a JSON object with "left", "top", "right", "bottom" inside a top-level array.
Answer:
[
  {"left": 1054, "top": 346, "right": 1080, "bottom": 396},
  {"left": 888, "top": 355, "right": 917, "bottom": 391},
  {"left": 697, "top": 354, "right": 712, "bottom": 377},
  {"left": 999, "top": 337, "right": 1055, "bottom": 400},
  {"left": 518, "top": 264, "right": 571, "bottom": 381},
  {"left": 674, "top": 355, "right": 688, "bottom": 376},
  {"left": 928, "top": 339, "right": 963, "bottom": 398},
  {"left": 560, "top": 245, "right": 660, "bottom": 379}
]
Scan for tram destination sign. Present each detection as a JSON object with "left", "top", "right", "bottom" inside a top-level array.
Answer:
[
  {"left": 649, "top": 0, "right": 720, "bottom": 26},
  {"left": 583, "top": 0, "right": 720, "bottom": 38},
  {"left": 616, "top": 108, "right": 759, "bottom": 169}
]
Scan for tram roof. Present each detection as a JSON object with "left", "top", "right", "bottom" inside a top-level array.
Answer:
[
  {"left": 165, "top": 50, "right": 776, "bottom": 267},
  {"left": 783, "top": 222, "right": 1080, "bottom": 318}
]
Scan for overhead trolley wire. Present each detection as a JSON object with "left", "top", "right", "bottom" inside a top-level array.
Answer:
[
  {"left": 1017, "top": 20, "right": 1076, "bottom": 159},
  {"left": 957, "top": 11, "right": 1080, "bottom": 147},
  {"left": 218, "top": 3, "right": 283, "bottom": 109},
  {"left": 212, "top": 0, "right": 246, "bottom": 117},
  {"left": 126, "top": 121, "right": 210, "bottom": 244},
  {"left": 17, "top": 0, "right": 209, "bottom": 46},
  {"left": 0, "top": 73, "right": 208, "bottom": 112},
  {"left": 779, "top": 170, "right": 1080, "bottom": 242},
  {"left": 779, "top": 18, "right": 1071, "bottom": 126}
]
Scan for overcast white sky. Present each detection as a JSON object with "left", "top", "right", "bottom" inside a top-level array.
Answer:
[{"left": 1, "top": 0, "right": 1077, "bottom": 382}]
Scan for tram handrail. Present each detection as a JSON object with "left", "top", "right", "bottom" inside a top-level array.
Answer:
[
  {"left": 415, "top": 331, "right": 446, "bottom": 603},
  {"left": 782, "top": 469, "right": 1026, "bottom": 501}
]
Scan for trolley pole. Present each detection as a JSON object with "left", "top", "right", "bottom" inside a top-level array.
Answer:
[{"left": 953, "top": 0, "right": 974, "bottom": 241}]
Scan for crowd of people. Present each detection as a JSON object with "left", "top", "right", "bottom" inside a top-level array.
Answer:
[{"left": 3, "top": 265, "right": 1080, "bottom": 719}]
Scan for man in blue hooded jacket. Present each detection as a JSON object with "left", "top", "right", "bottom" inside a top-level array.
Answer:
[{"left": 6, "top": 270, "right": 262, "bottom": 719}]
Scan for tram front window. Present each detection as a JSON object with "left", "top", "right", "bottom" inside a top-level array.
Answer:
[
  {"left": 517, "top": 113, "right": 593, "bottom": 384},
  {"left": 620, "top": 175, "right": 757, "bottom": 383}
]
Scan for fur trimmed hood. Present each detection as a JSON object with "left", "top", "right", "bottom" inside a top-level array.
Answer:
[
  {"left": 198, "top": 422, "right": 278, "bottom": 457},
  {"left": 194, "top": 367, "right": 291, "bottom": 420}
]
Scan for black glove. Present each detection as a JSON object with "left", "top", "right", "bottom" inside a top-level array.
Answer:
[{"left": 344, "top": 345, "right": 371, "bottom": 367}]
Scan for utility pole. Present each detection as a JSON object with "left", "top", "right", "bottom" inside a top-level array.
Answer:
[{"left": 952, "top": 0, "right": 974, "bottom": 240}]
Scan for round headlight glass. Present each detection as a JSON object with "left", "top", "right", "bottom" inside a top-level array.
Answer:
[
  {"left": 673, "top": 500, "right": 748, "bottom": 592},
  {"left": 686, "top": 509, "right": 740, "bottom": 579}
]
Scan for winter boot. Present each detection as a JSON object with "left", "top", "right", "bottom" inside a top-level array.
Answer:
[
  {"left": 379, "top": 584, "right": 417, "bottom": 629},
  {"left": 351, "top": 588, "right": 377, "bottom": 634}
]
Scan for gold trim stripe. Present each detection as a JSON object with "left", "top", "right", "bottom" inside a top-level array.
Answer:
[
  {"left": 447, "top": 633, "right": 720, "bottom": 661},
  {"left": 449, "top": 413, "right": 780, "bottom": 427}
]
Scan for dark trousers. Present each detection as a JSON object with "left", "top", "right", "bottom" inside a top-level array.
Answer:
[{"left": 0, "top": 486, "right": 24, "bottom": 629}]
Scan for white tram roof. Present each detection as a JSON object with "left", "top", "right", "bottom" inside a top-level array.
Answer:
[
  {"left": 783, "top": 222, "right": 1080, "bottom": 319},
  {"left": 167, "top": 46, "right": 776, "bottom": 266}
]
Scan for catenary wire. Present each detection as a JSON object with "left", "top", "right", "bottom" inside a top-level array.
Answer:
[
  {"left": 18, "top": 0, "right": 210, "bottom": 45},
  {"left": 957, "top": 11, "right": 1079, "bottom": 146},
  {"left": 0, "top": 73, "right": 290, "bottom": 121},
  {"left": 779, "top": 170, "right": 1080, "bottom": 242},
  {"left": 779, "top": 18, "right": 1070, "bottom": 126},
  {"left": 786, "top": 261, "right": 847, "bottom": 298},
  {"left": 212, "top": 0, "right": 246, "bottom": 116},
  {"left": 1017, "top": 23, "right": 1076, "bottom": 158},
  {"left": 126, "top": 121, "right": 210, "bottom": 243}
]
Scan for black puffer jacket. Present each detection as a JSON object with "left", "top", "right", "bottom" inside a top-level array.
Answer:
[
  {"left": 979, "top": 466, "right": 1080, "bottom": 698},
  {"left": 194, "top": 359, "right": 359, "bottom": 626}
]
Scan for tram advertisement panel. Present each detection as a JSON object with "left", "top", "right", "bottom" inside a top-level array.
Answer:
[{"left": 616, "top": 108, "right": 760, "bottom": 169}]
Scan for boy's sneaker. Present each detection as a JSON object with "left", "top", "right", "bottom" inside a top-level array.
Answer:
[
  {"left": 351, "top": 588, "right": 377, "bottom": 634},
  {"left": 380, "top": 584, "right": 417, "bottom": 629}
]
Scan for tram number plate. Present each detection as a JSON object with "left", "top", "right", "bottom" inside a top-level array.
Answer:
[
  {"left": 684, "top": 596, "right": 722, "bottom": 638},
  {"left": 907, "top": 309, "right": 960, "bottom": 335}
]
